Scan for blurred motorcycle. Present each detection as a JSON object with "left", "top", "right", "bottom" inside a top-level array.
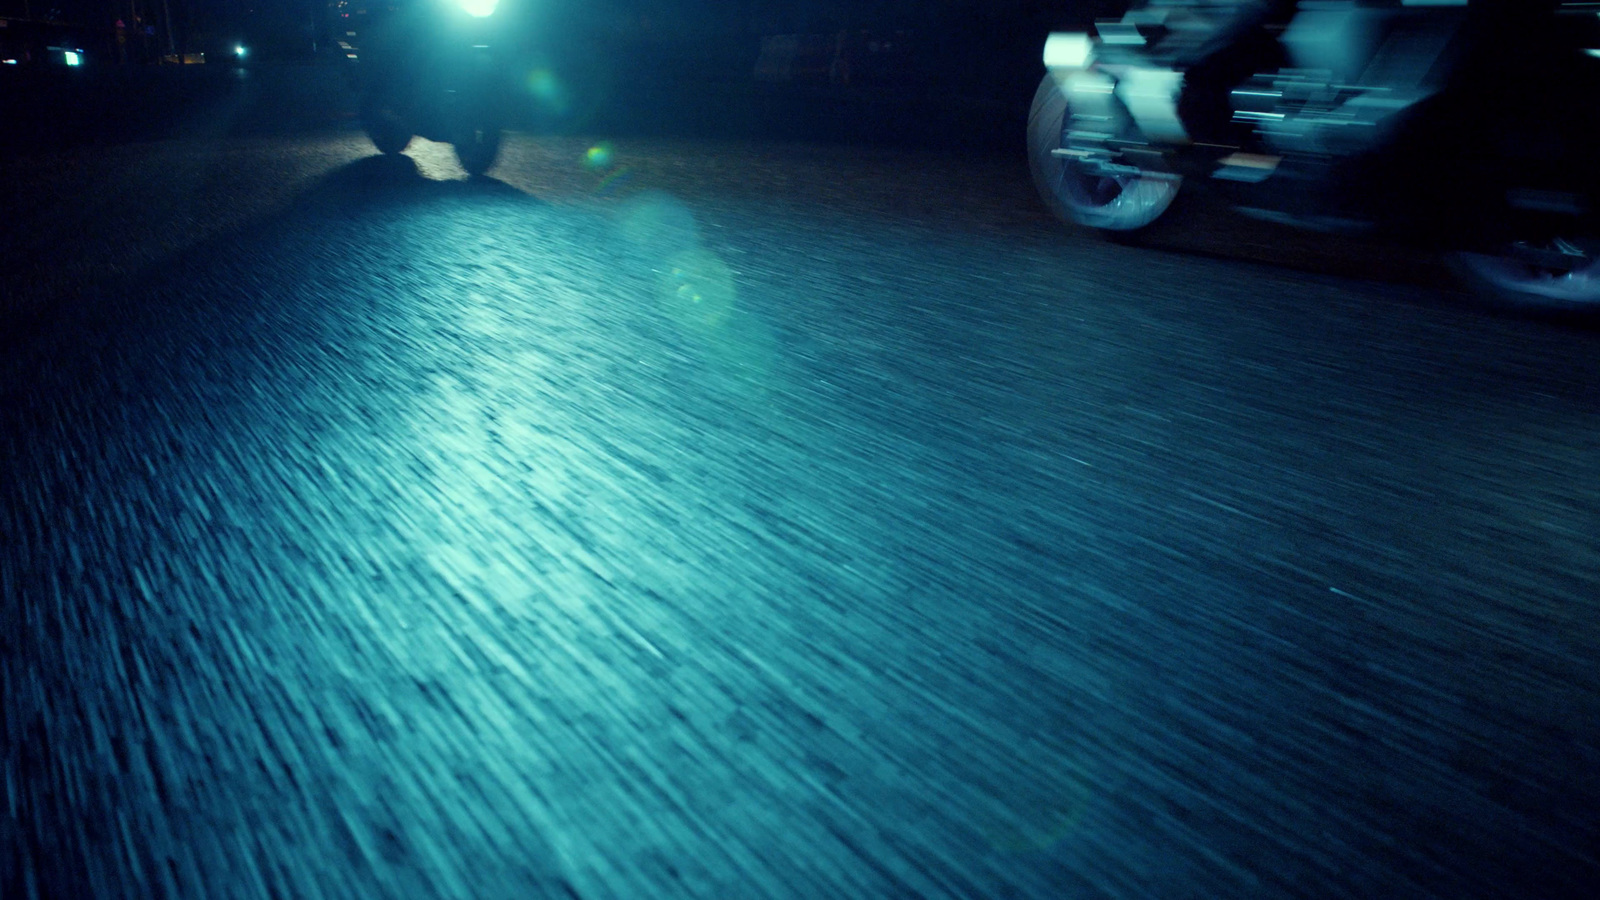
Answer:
[
  {"left": 352, "top": 0, "right": 507, "bottom": 176},
  {"left": 1028, "top": 1, "right": 1600, "bottom": 308}
]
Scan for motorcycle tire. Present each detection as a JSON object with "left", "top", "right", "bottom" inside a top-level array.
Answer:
[
  {"left": 454, "top": 123, "right": 502, "bottom": 177},
  {"left": 360, "top": 91, "right": 413, "bottom": 156},
  {"left": 1027, "top": 74, "right": 1180, "bottom": 235},
  {"left": 1451, "top": 237, "right": 1600, "bottom": 311}
]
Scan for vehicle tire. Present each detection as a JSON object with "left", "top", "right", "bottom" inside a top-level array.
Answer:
[
  {"left": 360, "top": 91, "right": 413, "bottom": 155},
  {"left": 453, "top": 121, "right": 502, "bottom": 177},
  {"left": 1451, "top": 236, "right": 1600, "bottom": 311},
  {"left": 1027, "top": 73, "right": 1180, "bottom": 234}
]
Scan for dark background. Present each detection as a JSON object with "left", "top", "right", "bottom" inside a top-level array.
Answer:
[
  {"left": 0, "top": 0, "right": 1128, "bottom": 33},
  {"left": 0, "top": 0, "right": 1134, "bottom": 157},
  {"left": 0, "top": 0, "right": 1129, "bottom": 94}
]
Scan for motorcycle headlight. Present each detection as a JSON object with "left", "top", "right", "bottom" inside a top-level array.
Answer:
[{"left": 457, "top": 0, "right": 497, "bottom": 17}]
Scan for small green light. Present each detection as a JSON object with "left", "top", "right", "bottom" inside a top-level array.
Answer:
[{"left": 584, "top": 143, "right": 614, "bottom": 170}]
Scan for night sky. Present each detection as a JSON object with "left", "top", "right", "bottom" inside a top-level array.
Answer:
[
  {"left": 2, "top": 0, "right": 1129, "bottom": 35},
  {"left": 0, "top": 0, "right": 1130, "bottom": 103}
]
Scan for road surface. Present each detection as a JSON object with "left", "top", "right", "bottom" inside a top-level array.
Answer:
[{"left": 4, "top": 62, "right": 1600, "bottom": 900}]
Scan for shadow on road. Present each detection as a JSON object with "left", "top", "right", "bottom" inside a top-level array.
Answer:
[
  {"left": 1, "top": 151, "right": 543, "bottom": 349},
  {"left": 0, "top": 61, "right": 356, "bottom": 158}
]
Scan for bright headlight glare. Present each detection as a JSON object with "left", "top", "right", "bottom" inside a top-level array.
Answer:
[{"left": 458, "top": 0, "right": 497, "bottom": 16}]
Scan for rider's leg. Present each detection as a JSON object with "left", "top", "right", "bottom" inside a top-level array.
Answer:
[{"left": 1175, "top": 1, "right": 1295, "bottom": 147}]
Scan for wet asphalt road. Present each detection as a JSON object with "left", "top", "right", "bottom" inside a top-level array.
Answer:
[{"left": 5, "top": 63, "right": 1600, "bottom": 899}]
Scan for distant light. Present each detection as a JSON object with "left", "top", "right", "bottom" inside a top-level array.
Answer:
[
  {"left": 1588, "top": 49, "right": 1600, "bottom": 59},
  {"left": 1, "top": 59, "right": 17, "bottom": 65},
  {"left": 235, "top": 45, "right": 246, "bottom": 57},
  {"left": 64, "top": 50, "right": 81, "bottom": 66},
  {"left": 458, "top": 0, "right": 497, "bottom": 16}
]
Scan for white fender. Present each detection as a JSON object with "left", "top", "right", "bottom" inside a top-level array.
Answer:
[
  {"left": 1043, "top": 31, "right": 1190, "bottom": 146},
  {"left": 1114, "top": 67, "right": 1190, "bottom": 145},
  {"left": 1043, "top": 32, "right": 1092, "bottom": 70}
]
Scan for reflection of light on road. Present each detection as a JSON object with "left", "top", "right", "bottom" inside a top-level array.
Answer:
[{"left": 405, "top": 138, "right": 477, "bottom": 180}]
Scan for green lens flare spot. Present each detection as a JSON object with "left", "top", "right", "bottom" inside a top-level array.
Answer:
[
  {"left": 617, "top": 193, "right": 700, "bottom": 252},
  {"left": 585, "top": 143, "right": 614, "bottom": 170},
  {"left": 525, "top": 69, "right": 569, "bottom": 114},
  {"left": 659, "top": 249, "right": 735, "bottom": 328}
]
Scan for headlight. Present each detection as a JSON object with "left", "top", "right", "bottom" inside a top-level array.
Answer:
[{"left": 457, "top": 0, "right": 497, "bottom": 17}]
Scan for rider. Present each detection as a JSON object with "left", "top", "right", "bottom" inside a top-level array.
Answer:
[
  {"left": 1164, "top": 0, "right": 1562, "bottom": 149},
  {"left": 1166, "top": 0, "right": 1301, "bottom": 148}
]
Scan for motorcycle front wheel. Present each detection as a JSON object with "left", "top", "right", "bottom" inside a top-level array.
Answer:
[
  {"left": 453, "top": 122, "right": 502, "bottom": 177},
  {"left": 1453, "top": 236, "right": 1600, "bottom": 311},
  {"left": 360, "top": 90, "right": 413, "bottom": 156},
  {"left": 1027, "top": 74, "right": 1180, "bottom": 234}
]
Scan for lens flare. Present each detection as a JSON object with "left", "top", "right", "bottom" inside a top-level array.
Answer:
[
  {"left": 525, "top": 69, "right": 569, "bottom": 115},
  {"left": 595, "top": 166, "right": 634, "bottom": 196},
  {"left": 659, "top": 249, "right": 737, "bottom": 331},
  {"left": 584, "top": 143, "right": 614, "bottom": 170},
  {"left": 617, "top": 193, "right": 701, "bottom": 256},
  {"left": 615, "top": 194, "right": 777, "bottom": 388}
]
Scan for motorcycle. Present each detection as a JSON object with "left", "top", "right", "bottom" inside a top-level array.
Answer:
[
  {"left": 348, "top": 0, "right": 508, "bottom": 176},
  {"left": 1027, "top": 1, "right": 1600, "bottom": 308}
]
